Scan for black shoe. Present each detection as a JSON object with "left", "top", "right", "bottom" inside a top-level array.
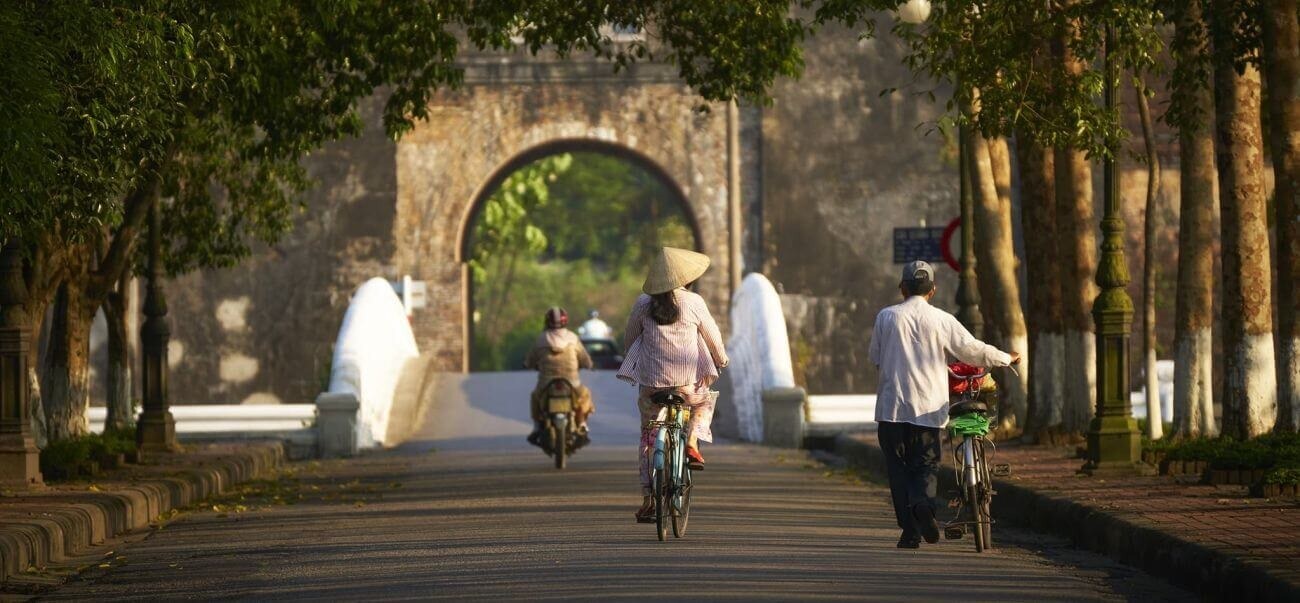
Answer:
[
  {"left": 897, "top": 534, "right": 921, "bottom": 549},
  {"left": 912, "top": 505, "right": 941, "bottom": 544},
  {"left": 526, "top": 423, "right": 544, "bottom": 448}
]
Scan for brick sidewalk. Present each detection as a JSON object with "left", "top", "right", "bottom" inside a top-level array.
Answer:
[{"left": 836, "top": 433, "right": 1300, "bottom": 602}]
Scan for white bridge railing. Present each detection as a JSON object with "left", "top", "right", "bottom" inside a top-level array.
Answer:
[
  {"left": 721, "top": 273, "right": 802, "bottom": 445},
  {"left": 316, "top": 277, "right": 421, "bottom": 455}
]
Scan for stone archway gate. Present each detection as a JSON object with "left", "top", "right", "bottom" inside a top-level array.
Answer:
[{"left": 390, "top": 53, "right": 750, "bottom": 371}]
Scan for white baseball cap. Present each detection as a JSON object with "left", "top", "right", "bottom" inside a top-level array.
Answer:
[{"left": 900, "top": 260, "right": 935, "bottom": 284}]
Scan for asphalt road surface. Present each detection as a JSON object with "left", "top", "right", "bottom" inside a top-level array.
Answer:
[{"left": 42, "top": 372, "right": 1192, "bottom": 601}]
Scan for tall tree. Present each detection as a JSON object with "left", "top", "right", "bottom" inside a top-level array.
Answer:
[
  {"left": 1262, "top": 0, "right": 1300, "bottom": 432},
  {"left": 102, "top": 273, "right": 135, "bottom": 432},
  {"left": 1016, "top": 131, "right": 1065, "bottom": 437},
  {"left": 1167, "top": 0, "right": 1218, "bottom": 437},
  {"left": 969, "top": 129, "right": 1029, "bottom": 430},
  {"left": 1135, "top": 78, "right": 1163, "bottom": 439},
  {"left": 1211, "top": 0, "right": 1277, "bottom": 438},
  {"left": 1052, "top": 12, "right": 1099, "bottom": 437}
]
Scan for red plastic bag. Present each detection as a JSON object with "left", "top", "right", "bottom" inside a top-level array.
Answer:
[{"left": 948, "top": 362, "right": 985, "bottom": 395}]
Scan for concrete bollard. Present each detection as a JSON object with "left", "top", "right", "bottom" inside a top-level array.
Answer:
[
  {"left": 315, "top": 392, "right": 359, "bottom": 458},
  {"left": 762, "top": 386, "right": 807, "bottom": 448}
]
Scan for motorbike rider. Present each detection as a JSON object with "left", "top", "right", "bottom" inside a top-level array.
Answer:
[
  {"left": 524, "top": 307, "right": 596, "bottom": 447},
  {"left": 577, "top": 309, "right": 613, "bottom": 341},
  {"left": 617, "top": 247, "right": 728, "bottom": 523}
]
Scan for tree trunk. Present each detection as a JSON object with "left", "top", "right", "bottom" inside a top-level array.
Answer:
[
  {"left": 1135, "top": 79, "right": 1164, "bottom": 439},
  {"left": 41, "top": 277, "right": 95, "bottom": 441},
  {"left": 1052, "top": 25, "right": 1099, "bottom": 437},
  {"left": 969, "top": 132, "right": 1029, "bottom": 431},
  {"left": 1172, "top": 2, "right": 1219, "bottom": 438},
  {"left": 1263, "top": 0, "right": 1300, "bottom": 432},
  {"left": 103, "top": 273, "right": 135, "bottom": 432},
  {"left": 1016, "top": 132, "right": 1065, "bottom": 438},
  {"left": 1213, "top": 18, "right": 1277, "bottom": 438},
  {"left": 1054, "top": 145, "right": 1098, "bottom": 436}
]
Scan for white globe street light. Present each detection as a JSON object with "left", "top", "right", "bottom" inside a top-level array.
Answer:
[{"left": 897, "top": 0, "right": 932, "bottom": 24}]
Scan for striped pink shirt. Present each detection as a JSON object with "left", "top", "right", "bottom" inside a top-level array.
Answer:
[{"left": 617, "top": 289, "right": 729, "bottom": 389}]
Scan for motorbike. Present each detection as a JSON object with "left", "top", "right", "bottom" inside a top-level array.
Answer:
[{"left": 538, "top": 378, "right": 587, "bottom": 469}]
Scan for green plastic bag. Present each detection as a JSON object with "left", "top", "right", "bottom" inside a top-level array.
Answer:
[{"left": 949, "top": 413, "right": 991, "bottom": 437}]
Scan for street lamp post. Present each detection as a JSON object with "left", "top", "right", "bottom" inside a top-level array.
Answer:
[
  {"left": 898, "top": 1, "right": 981, "bottom": 334},
  {"left": 136, "top": 197, "right": 178, "bottom": 453},
  {"left": 1084, "top": 24, "right": 1144, "bottom": 474},
  {"left": 0, "top": 242, "right": 42, "bottom": 487}
]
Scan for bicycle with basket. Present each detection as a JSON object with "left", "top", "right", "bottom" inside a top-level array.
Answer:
[{"left": 943, "top": 362, "right": 1015, "bottom": 553}]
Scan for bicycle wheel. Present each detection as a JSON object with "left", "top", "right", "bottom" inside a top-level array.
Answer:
[
  {"left": 975, "top": 440, "right": 993, "bottom": 548},
  {"left": 673, "top": 465, "right": 692, "bottom": 538},
  {"left": 654, "top": 462, "right": 668, "bottom": 541},
  {"left": 969, "top": 483, "right": 986, "bottom": 553}
]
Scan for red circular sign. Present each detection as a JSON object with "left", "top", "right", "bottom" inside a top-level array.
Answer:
[{"left": 940, "top": 217, "right": 961, "bottom": 272}]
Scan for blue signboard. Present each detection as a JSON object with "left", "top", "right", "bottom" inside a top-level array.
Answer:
[{"left": 892, "top": 227, "right": 946, "bottom": 264}]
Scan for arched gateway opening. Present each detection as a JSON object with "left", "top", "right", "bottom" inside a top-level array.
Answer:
[
  {"left": 462, "top": 141, "right": 701, "bottom": 371},
  {"left": 392, "top": 76, "right": 739, "bottom": 373}
]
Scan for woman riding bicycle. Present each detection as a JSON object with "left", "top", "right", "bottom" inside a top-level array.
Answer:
[{"left": 618, "top": 247, "right": 729, "bottom": 524}]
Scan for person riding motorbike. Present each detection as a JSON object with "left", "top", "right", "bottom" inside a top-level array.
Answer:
[
  {"left": 577, "top": 309, "right": 613, "bottom": 341},
  {"left": 617, "top": 247, "right": 728, "bottom": 523},
  {"left": 524, "top": 307, "right": 596, "bottom": 447}
]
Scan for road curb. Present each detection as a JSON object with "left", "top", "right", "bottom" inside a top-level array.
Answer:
[
  {"left": 0, "top": 441, "right": 284, "bottom": 586},
  {"left": 832, "top": 433, "right": 1300, "bottom": 602}
]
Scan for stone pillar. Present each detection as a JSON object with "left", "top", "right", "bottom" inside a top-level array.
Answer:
[
  {"left": 955, "top": 125, "right": 983, "bottom": 337},
  {"left": 316, "top": 392, "right": 359, "bottom": 458},
  {"left": 0, "top": 242, "right": 43, "bottom": 487},
  {"left": 1084, "top": 26, "right": 1144, "bottom": 475},
  {"left": 762, "top": 387, "right": 806, "bottom": 449},
  {"left": 137, "top": 199, "right": 178, "bottom": 453}
]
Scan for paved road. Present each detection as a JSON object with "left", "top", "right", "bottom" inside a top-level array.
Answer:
[{"left": 44, "top": 372, "right": 1191, "bottom": 601}]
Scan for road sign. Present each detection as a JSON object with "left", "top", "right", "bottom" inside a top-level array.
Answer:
[
  {"left": 892, "top": 226, "right": 946, "bottom": 264},
  {"left": 940, "top": 217, "right": 962, "bottom": 271}
]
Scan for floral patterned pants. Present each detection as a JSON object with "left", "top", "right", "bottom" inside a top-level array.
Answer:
[{"left": 637, "top": 386, "right": 717, "bottom": 495}]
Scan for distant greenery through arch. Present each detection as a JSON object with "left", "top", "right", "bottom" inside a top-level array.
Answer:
[{"left": 468, "top": 151, "right": 696, "bottom": 371}]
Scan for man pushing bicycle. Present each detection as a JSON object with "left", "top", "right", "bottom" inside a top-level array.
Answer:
[{"left": 868, "top": 261, "right": 1020, "bottom": 549}]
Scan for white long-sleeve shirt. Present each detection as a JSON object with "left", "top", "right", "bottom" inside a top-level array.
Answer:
[{"left": 869, "top": 296, "right": 1013, "bottom": 428}]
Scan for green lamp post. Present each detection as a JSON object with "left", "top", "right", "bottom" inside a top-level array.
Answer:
[
  {"left": 1083, "top": 24, "right": 1145, "bottom": 474},
  {"left": 136, "top": 197, "right": 179, "bottom": 453}
]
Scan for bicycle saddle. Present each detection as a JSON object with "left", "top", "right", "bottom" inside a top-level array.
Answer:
[
  {"left": 949, "top": 400, "right": 989, "bottom": 416},
  {"left": 649, "top": 391, "right": 687, "bottom": 407}
]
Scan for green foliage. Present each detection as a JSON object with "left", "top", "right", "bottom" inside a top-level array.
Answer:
[
  {"left": 814, "top": 1, "right": 1165, "bottom": 158},
  {"left": 470, "top": 154, "right": 574, "bottom": 284},
  {"left": 469, "top": 153, "right": 695, "bottom": 371},
  {"left": 1150, "top": 432, "right": 1300, "bottom": 470},
  {"left": 38, "top": 428, "right": 136, "bottom": 481},
  {"left": 0, "top": 1, "right": 202, "bottom": 243},
  {"left": 1264, "top": 466, "right": 1300, "bottom": 486}
]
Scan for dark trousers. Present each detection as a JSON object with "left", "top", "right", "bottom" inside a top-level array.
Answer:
[{"left": 877, "top": 420, "right": 942, "bottom": 538}]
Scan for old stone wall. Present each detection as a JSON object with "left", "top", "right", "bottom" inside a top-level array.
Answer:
[
  {"left": 162, "top": 97, "right": 399, "bottom": 405},
  {"left": 761, "top": 20, "right": 961, "bottom": 394}
]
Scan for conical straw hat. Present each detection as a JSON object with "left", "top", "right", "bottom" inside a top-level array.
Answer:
[{"left": 643, "top": 247, "right": 711, "bottom": 295}]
